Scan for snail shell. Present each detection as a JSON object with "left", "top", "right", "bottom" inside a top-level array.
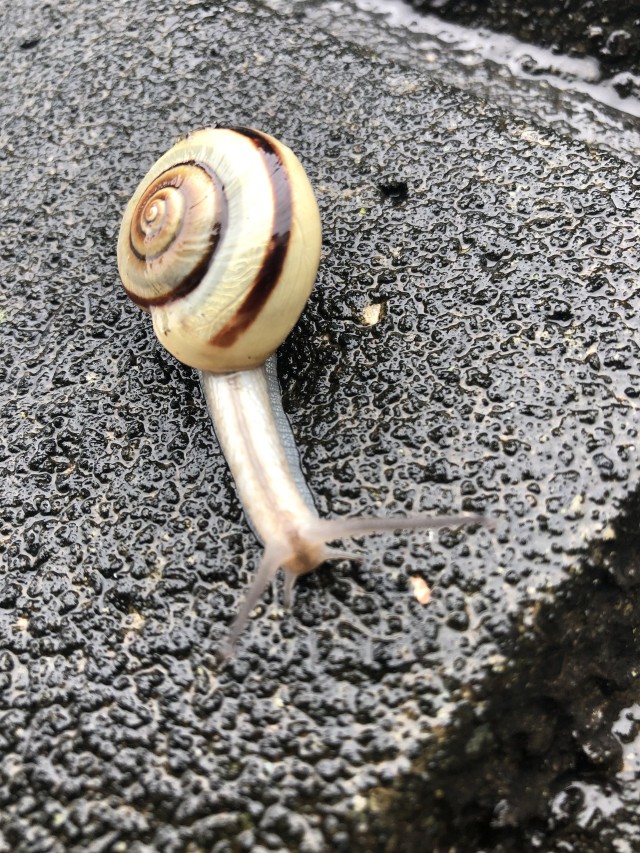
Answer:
[{"left": 117, "top": 127, "right": 322, "bottom": 373}]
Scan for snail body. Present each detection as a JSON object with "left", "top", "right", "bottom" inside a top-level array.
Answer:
[{"left": 117, "top": 127, "right": 484, "bottom": 650}]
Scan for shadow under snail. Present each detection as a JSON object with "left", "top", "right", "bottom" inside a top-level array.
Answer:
[{"left": 117, "top": 126, "right": 486, "bottom": 652}]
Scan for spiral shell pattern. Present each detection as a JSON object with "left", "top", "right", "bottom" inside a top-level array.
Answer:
[{"left": 117, "top": 127, "right": 322, "bottom": 373}]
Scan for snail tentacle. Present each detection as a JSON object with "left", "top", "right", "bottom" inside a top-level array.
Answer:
[{"left": 223, "top": 543, "right": 288, "bottom": 654}]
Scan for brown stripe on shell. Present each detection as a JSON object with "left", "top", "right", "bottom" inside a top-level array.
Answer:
[
  {"left": 124, "top": 161, "right": 227, "bottom": 309},
  {"left": 210, "top": 127, "right": 292, "bottom": 348}
]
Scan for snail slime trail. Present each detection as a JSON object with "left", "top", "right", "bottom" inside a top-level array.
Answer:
[{"left": 117, "top": 126, "right": 487, "bottom": 652}]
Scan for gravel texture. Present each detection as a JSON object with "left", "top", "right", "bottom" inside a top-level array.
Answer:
[{"left": 1, "top": 1, "right": 640, "bottom": 851}]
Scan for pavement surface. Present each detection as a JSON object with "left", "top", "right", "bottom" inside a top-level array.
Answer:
[{"left": 2, "top": 1, "right": 640, "bottom": 851}]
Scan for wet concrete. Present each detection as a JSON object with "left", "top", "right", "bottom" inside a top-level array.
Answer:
[
  {"left": 406, "top": 0, "right": 640, "bottom": 82},
  {"left": 1, "top": 1, "right": 640, "bottom": 851}
]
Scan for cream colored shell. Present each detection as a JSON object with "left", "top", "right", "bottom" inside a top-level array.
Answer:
[{"left": 117, "top": 127, "right": 322, "bottom": 373}]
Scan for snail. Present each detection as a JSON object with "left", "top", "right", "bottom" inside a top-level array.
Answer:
[{"left": 117, "top": 126, "right": 486, "bottom": 651}]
